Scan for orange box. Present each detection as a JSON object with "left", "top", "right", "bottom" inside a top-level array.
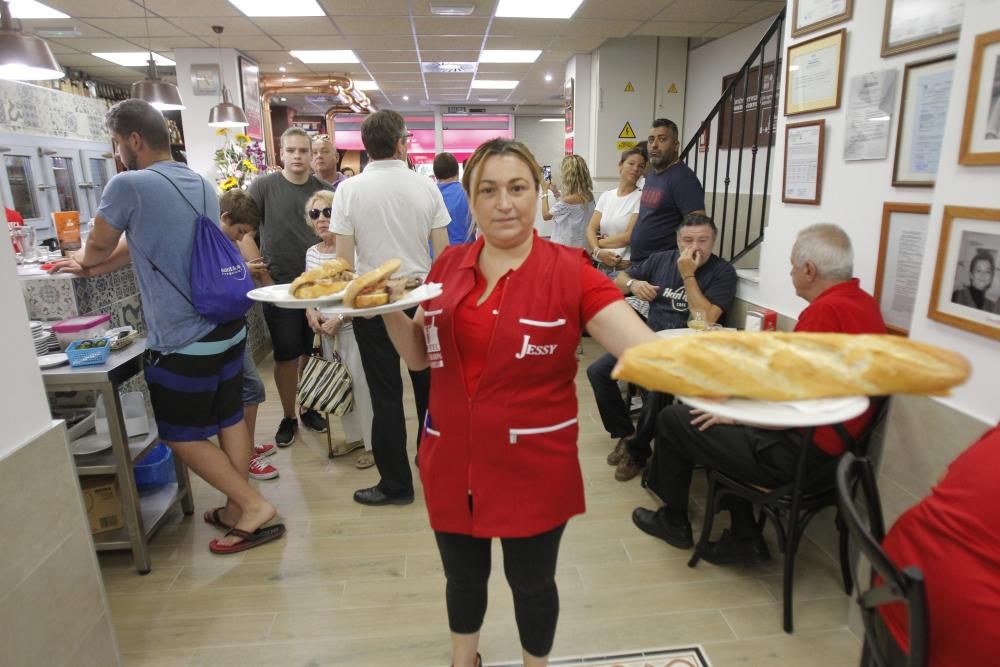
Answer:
[{"left": 52, "top": 210, "right": 81, "bottom": 253}]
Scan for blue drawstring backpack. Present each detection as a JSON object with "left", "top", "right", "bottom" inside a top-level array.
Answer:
[{"left": 135, "top": 168, "right": 254, "bottom": 324}]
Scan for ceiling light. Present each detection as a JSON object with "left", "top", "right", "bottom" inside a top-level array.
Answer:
[
  {"left": 279, "top": 96, "right": 287, "bottom": 101},
  {"left": 352, "top": 80, "right": 378, "bottom": 91},
  {"left": 479, "top": 50, "right": 540, "bottom": 63},
  {"left": 470, "top": 79, "right": 518, "bottom": 89},
  {"left": 94, "top": 52, "right": 174, "bottom": 67},
  {"left": 0, "top": 1, "right": 64, "bottom": 80},
  {"left": 227, "top": 0, "right": 323, "bottom": 17},
  {"left": 129, "top": 0, "right": 184, "bottom": 110},
  {"left": 545, "top": 73, "right": 552, "bottom": 82},
  {"left": 278, "top": 65, "right": 286, "bottom": 72},
  {"left": 402, "top": 95, "right": 409, "bottom": 101},
  {"left": 538, "top": 118, "right": 563, "bottom": 122},
  {"left": 429, "top": 3, "right": 475, "bottom": 15},
  {"left": 290, "top": 49, "right": 358, "bottom": 64},
  {"left": 7, "top": 0, "right": 68, "bottom": 19},
  {"left": 207, "top": 26, "right": 247, "bottom": 128},
  {"left": 34, "top": 26, "right": 80, "bottom": 38},
  {"left": 495, "top": 0, "right": 583, "bottom": 19}
]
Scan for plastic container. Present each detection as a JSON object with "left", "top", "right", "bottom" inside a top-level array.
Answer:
[
  {"left": 52, "top": 313, "right": 111, "bottom": 350},
  {"left": 96, "top": 391, "right": 149, "bottom": 438},
  {"left": 66, "top": 338, "right": 112, "bottom": 367},
  {"left": 134, "top": 443, "right": 176, "bottom": 489}
]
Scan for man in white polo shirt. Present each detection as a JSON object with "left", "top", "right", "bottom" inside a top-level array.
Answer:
[{"left": 333, "top": 109, "right": 450, "bottom": 506}]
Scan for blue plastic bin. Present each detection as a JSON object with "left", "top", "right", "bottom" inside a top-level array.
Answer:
[{"left": 134, "top": 443, "right": 176, "bottom": 488}]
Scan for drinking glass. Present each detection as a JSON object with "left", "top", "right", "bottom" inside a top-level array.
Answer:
[{"left": 688, "top": 309, "right": 707, "bottom": 331}]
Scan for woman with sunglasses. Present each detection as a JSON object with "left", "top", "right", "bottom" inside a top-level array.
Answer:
[{"left": 302, "top": 191, "right": 375, "bottom": 468}]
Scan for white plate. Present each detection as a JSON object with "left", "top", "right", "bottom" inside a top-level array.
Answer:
[
  {"left": 247, "top": 283, "right": 346, "bottom": 309},
  {"left": 319, "top": 283, "right": 444, "bottom": 317},
  {"left": 679, "top": 395, "right": 870, "bottom": 428},
  {"left": 70, "top": 434, "right": 112, "bottom": 456},
  {"left": 38, "top": 353, "right": 69, "bottom": 369}
]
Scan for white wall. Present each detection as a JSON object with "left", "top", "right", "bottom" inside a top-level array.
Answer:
[
  {"left": 512, "top": 116, "right": 566, "bottom": 177},
  {"left": 743, "top": 0, "right": 998, "bottom": 425},
  {"left": 656, "top": 38, "right": 691, "bottom": 140},
  {"left": 565, "top": 54, "right": 593, "bottom": 169}
]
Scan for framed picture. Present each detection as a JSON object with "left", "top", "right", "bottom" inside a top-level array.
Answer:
[
  {"left": 792, "top": 0, "right": 853, "bottom": 39},
  {"left": 875, "top": 202, "right": 930, "bottom": 334},
  {"left": 785, "top": 29, "right": 846, "bottom": 116},
  {"left": 928, "top": 205, "right": 1000, "bottom": 341},
  {"left": 782, "top": 119, "right": 825, "bottom": 205},
  {"left": 238, "top": 56, "right": 263, "bottom": 141},
  {"left": 881, "top": 0, "right": 964, "bottom": 57},
  {"left": 958, "top": 29, "right": 1000, "bottom": 166},
  {"left": 564, "top": 77, "right": 574, "bottom": 134},
  {"left": 893, "top": 55, "right": 956, "bottom": 186}
]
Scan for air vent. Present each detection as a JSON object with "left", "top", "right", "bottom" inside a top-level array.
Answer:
[
  {"left": 34, "top": 26, "right": 81, "bottom": 38},
  {"left": 422, "top": 61, "right": 477, "bottom": 74}
]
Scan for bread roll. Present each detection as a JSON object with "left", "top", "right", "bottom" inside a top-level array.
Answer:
[
  {"left": 344, "top": 258, "right": 402, "bottom": 308},
  {"left": 613, "top": 332, "right": 970, "bottom": 400},
  {"left": 290, "top": 259, "right": 354, "bottom": 299}
]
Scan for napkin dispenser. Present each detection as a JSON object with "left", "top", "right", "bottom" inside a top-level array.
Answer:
[{"left": 745, "top": 307, "right": 777, "bottom": 331}]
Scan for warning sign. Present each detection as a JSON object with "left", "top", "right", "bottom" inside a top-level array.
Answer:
[
  {"left": 616, "top": 141, "right": 637, "bottom": 151},
  {"left": 624, "top": 81, "right": 634, "bottom": 92},
  {"left": 667, "top": 83, "right": 679, "bottom": 94},
  {"left": 618, "top": 122, "right": 636, "bottom": 139}
]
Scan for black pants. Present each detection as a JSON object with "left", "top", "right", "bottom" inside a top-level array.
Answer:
[
  {"left": 647, "top": 403, "right": 837, "bottom": 535},
  {"left": 434, "top": 523, "right": 566, "bottom": 658},
  {"left": 586, "top": 352, "right": 667, "bottom": 460},
  {"left": 352, "top": 311, "right": 429, "bottom": 496}
]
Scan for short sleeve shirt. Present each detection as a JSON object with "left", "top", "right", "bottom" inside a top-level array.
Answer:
[
  {"left": 247, "top": 171, "right": 327, "bottom": 283},
  {"left": 626, "top": 250, "right": 737, "bottom": 331},
  {"left": 629, "top": 163, "right": 705, "bottom": 261}
]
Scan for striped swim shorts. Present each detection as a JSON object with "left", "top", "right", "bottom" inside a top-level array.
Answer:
[{"left": 143, "top": 319, "right": 247, "bottom": 443}]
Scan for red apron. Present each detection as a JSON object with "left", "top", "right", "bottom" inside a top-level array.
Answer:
[{"left": 420, "top": 236, "right": 587, "bottom": 538}]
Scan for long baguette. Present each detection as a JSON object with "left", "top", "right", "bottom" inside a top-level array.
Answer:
[{"left": 612, "top": 332, "right": 970, "bottom": 400}]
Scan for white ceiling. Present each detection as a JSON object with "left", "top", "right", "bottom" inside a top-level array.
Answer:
[{"left": 27, "top": 0, "right": 783, "bottom": 109}]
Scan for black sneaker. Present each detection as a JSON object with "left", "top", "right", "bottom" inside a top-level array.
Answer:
[
  {"left": 275, "top": 417, "right": 297, "bottom": 447},
  {"left": 300, "top": 408, "right": 328, "bottom": 433},
  {"left": 701, "top": 529, "right": 771, "bottom": 566}
]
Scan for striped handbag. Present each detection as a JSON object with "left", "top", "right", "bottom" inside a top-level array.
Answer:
[{"left": 296, "top": 336, "right": 354, "bottom": 416}]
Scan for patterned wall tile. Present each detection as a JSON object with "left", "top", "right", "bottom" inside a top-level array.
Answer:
[
  {"left": 21, "top": 278, "right": 77, "bottom": 321},
  {"left": 0, "top": 80, "right": 109, "bottom": 143}
]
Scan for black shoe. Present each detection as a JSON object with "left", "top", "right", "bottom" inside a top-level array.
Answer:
[
  {"left": 353, "top": 485, "right": 414, "bottom": 506},
  {"left": 275, "top": 417, "right": 297, "bottom": 447},
  {"left": 700, "top": 529, "right": 771, "bottom": 566},
  {"left": 300, "top": 408, "right": 328, "bottom": 433},
  {"left": 631, "top": 507, "right": 693, "bottom": 549}
]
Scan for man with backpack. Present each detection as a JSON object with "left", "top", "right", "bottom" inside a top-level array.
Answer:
[{"left": 64, "top": 99, "right": 283, "bottom": 555}]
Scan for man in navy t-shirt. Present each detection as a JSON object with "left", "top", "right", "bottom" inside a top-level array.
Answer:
[
  {"left": 434, "top": 151, "right": 472, "bottom": 244},
  {"left": 586, "top": 213, "right": 737, "bottom": 481},
  {"left": 629, "top": 118, "right": 705, "bottom": 261}
]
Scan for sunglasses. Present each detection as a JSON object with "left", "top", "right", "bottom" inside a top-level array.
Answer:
[{"left": 308, "top": 207, "right": 332, "bottom": 220}]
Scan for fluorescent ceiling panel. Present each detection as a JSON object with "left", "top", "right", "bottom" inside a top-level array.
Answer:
[
  {"left": 538, "top": 118, "right": 563, "bottom": 122},
  {"left": 227, "top": 0, "right": 323, "bottom": 17},
  {"left": 495, "top": 0, "right": 583, "bottom": 19},
  {"left": 479, "top": 50, "right": 541, "bottom": 63},
  {"left": 8, "top": 0, "right": 69, "bottom": 19},
  {"left": 291, "top": 50, "right": 359, "bottom": 63},
  {"left": 93, "top": 52, "right": 175, "bottom": 67},
  {"left": 470, "top": 79, "right": 518, "bottom": 89},
  {"left": 352, "top": 80, "right": 378, "bottom": 91}
]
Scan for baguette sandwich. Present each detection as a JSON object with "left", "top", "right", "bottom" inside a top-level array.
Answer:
[
  {"left": 289, "top": 259, "right": 355, "bottom": 299},
  {"left": 613, "top": 332, "right": 970, "bottom": 401},
  {"left": 343, "top": 258, "right": 418, "bottom": 308}
]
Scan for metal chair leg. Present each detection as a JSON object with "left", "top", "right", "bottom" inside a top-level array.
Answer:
[{"left": 837, "top": 510, "right": 853, "bottom": 595}]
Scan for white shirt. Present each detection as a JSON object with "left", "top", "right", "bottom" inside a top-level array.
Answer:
[
  {"left": 594, "top": 188, "right": 642, "bottom": 260},
  {"left": 331, "top": 160, "right": 451, "bottom": 277}
]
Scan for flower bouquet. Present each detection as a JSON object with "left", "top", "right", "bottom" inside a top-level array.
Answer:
[{"left": 214, "top": 128, "right": 266, "bottom": 192}]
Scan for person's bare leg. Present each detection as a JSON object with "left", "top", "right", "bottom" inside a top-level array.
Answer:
[
  {"left": 523, "top": 651, "right": 549, "bottom": 667},
  {"left": 244, "top": 403, "right": 259, "bottom": 442},
  {"left": 451, "top": 631, "right": 481, "bottom": 667},
  {"left": 273, "top": 358, "right": 299, "bottom": 418}
]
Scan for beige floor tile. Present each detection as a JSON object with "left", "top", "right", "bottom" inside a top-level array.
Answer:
[
  {"left": 721, "top": 597, "right": 852, "bottom": 638},
  {"left": 704, "top": 628, "right": 862, "bottom": 667},
  {"left": 120, "top": 649, "right": 195, "bottom": 667},
  {"left": 115, "top": 612, "right": 277, "bottom": 652}
]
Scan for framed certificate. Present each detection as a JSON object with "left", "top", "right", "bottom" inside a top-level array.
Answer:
[
  {"left": 893, "top": 55, "right": 956, "bottom": 186},
  {"left": 782, "top": 119, "right": 825, "bottom": 205},
  {"left": 881, "top": 0, "right": 964, "bottom": 57},
  {"left": 959, "top": 29, "right": 1000, "bottom": 166},
  {"left": 785, "top": 29, "right": 846, "bottom": 116},
  {"left": 875, "top": 202, "right": 930, "bottom": 334},
  {"left": 792, "top": 0, "right": 853, "bottom": 39}
]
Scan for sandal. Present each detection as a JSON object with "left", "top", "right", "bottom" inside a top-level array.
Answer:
[
  {"left": 354, "top": 452, "right": 375, "bottom": 469},
  {"left": 203, "top": 507, "right": 233, "bottom": 530},
  {"left": 209, "top": 522, "right": 286, "bottom": 555}
]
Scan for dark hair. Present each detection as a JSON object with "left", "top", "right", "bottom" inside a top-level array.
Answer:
[
  {"left": 619, "top": 147, "right": 646, "bottom": 165},
  {"left": 971, "top": 252, "right": 996, "bottom": 277},
  {"left": 361, "top": 109, "right": 407, "bottom": 159},
  {"left": 651, "top": 117, "right": 679, "bottom": 141},
  {"left": 340, "top": 166, "right": 355, "bottom": 176},
  {"left": 678, "top": 212, "right": 717, "bottom": 236},
  {"left": 104, "top": 99, "right": 170, "bottom": 151},
  {"left": 462, "top": 138, "right": 542, "bottom": 203},
  {"left": 219, "top": 189, "right": 261, "bottom": 229},
  {"left": 433, "top": 152, "right": 459, "bottom": 180}
]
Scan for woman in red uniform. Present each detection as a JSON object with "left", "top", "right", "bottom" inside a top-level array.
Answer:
[{"left": 383, "top": 139, "right": 656, "bottom": 667}]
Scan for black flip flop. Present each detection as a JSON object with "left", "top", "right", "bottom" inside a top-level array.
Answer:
[{"left": 209, "top": 523, "right": 286, "bottom": 555}]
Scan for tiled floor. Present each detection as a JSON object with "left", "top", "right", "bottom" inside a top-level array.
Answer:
[{"left": 100, "top": 338, "right": 862, "bottom": 667}]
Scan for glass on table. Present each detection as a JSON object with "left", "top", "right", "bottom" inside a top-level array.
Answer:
[{"left": 688, "top": 309, "right": 707, "bottom": 331}]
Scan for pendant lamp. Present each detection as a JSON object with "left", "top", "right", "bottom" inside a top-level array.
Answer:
[
  {"left": 0, "top": 0, "right": 64, "bottom": 80},
  {"left": 207, "top": 25, "right": 248, "bottom": 128},
  {"left": 130, "top": 0, "right": 184, "bottom": 110}
]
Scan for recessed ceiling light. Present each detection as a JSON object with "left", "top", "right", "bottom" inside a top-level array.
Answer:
[
  {"left": 539, "top": 118, "right": 563, "bottom": 122},
  {"left": 545, "top": 73, "right": 553, "bottom": 82},
  {"left": 471, "top": 79, "right": 518, "bottom": 89},
  {"left": 290, "top": 50, "right": 359, "bottom": 64},
  {"left": 495, "top": 0, "right": 583, "bottom": 19},
  {"left": 278, "top": 66, "right": 287, "bottom": 72},
  {"left": 479, "top": 50, "right": 540, "bottom": 64},
  {"left": 402, "top": 95, "right": 410, "bottom": 101},
  {"left": 227, "top": 0, "right": 323, "bottom": 17},
  {"left": 352, "top": 80, "right": 378, "bottom": 91},
  {"left": 93, "top": 52, "right": 175, "bottom": 67},
  {"left": 429, "top": 3, "right": 475, "bottom": 15},
  {"left": 8, "top": 0, "right": 69, "bottom": 19}
]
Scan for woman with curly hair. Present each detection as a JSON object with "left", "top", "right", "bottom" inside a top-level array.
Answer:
[{"left": 542, "top": 154, "right": 595, "bottom": 249}]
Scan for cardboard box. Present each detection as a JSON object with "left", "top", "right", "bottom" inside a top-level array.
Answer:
[{"left": 80, "top": 476, "right": 124, "bottom": 535}]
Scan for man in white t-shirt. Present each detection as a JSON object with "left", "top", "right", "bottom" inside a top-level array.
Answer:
[{"left": 333, "top": 109, "right": 450, "bottom": 506}]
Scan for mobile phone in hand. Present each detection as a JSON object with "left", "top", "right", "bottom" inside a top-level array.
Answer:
[{"left": 542, "top": 165, "right": 552, "bottom": 182}]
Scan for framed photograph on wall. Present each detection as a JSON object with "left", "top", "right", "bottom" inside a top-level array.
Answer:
[
  {"left": 238, "top": 56, "right": 263, "bottom": 141},
  {"left": 792, "top": 0, "right": 853, "bottom": 39},
  {"left": 881, "top": 0, "right": 964, "bottom": 57},
  {"left": 875, "top": 202, "right": 930, "bottom": 334},
  {"left": 958, "top": 29, "right": 1000, "bottom": 166},
  {"left": 785, "top": 29, "right": 846, "bottom": 116},
  {"left": 782, "top": 119, "right": 825, "bottom": 205},
  {"left": 893, "top": 55, "right": 956, "bottom": 186},
  {"left": 928, "top": 205, "right": 1000, "bottom": 341}
]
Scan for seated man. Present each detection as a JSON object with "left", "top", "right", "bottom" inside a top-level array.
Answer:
[
  {"left": 587, "top": 213, "right": 737, "bottom": 481},
  {"left": 633, "top": 223, "right": 886, "bottom": 564}
]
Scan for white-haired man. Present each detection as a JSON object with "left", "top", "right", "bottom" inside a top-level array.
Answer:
[{"left": 632, "top": 224, "right": 887, "bottom": 565}]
